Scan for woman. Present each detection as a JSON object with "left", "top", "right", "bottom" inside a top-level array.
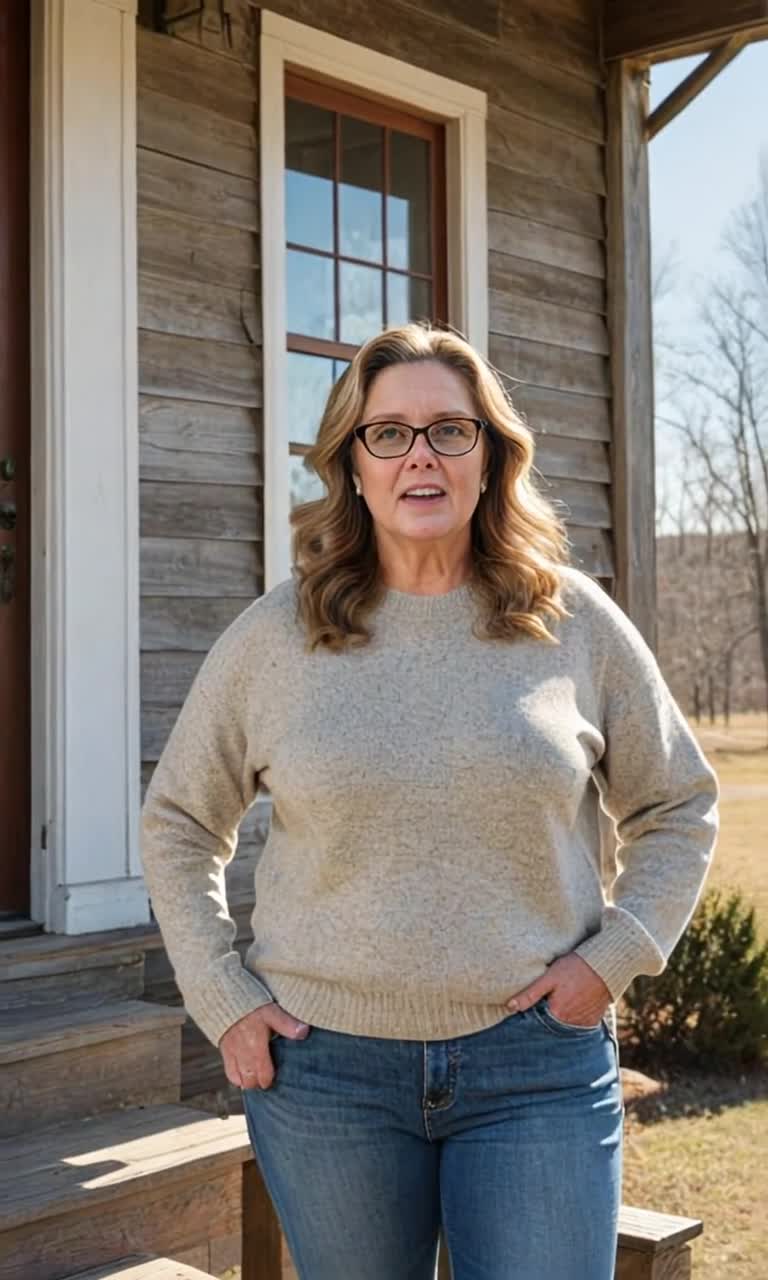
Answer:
[{"left": 141, "top": 323, "right": 719, "bottom": 1280}]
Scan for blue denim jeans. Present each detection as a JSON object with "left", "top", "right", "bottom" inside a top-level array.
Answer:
[{"left": 241, "top": 996, "right": 623, "bottom": 1279}]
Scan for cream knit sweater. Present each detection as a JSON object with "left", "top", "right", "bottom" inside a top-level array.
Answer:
[{"left": 141, "top": 567, "right": 719, "bottom": 1048}]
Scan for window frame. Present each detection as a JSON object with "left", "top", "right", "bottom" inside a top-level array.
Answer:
[{"left": 260, "top": 11, "right": 488, "bottom": 589}]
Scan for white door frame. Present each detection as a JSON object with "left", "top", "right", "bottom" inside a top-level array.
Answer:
[{"left": 29, "top": 0, "right": 146, "bottom": 933}]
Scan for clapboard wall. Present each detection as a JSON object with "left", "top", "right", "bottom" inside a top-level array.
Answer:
[
  {"left": 136, "top": 23, "right": 269, "bottom": 901},
  {"left": 137, "top": 0, "right": 611, "bottom": 764}
]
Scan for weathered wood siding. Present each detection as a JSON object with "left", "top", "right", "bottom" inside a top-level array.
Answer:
[
  {"left": 138, "top": 0, "right": 611, "bottom": 747},
  {"left": 137, "top": 24, "right": 267, "bottom": 893}
]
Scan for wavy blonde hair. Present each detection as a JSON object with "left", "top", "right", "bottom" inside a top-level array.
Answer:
[{"left": 291, "top": 322, "right": 572, "bottom": 650}]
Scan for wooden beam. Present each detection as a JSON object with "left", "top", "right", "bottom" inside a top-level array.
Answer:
[
  {"left": 646, "top": 33, "right": 750, "bottom": 139},
  {"left": 603, "top": 0, "right": 768, "bottom": 61},
  {"left": 605, "top": 61, "right": 657, "bottom": 649}
]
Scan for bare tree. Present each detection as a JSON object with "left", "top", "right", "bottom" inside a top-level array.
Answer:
[{"left": 659, "top": 160, "right": 768, "bottom": 724}]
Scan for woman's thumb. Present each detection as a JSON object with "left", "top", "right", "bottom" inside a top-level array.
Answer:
[{"left": 271, "top": 1007, "right": 311, "bottom": 1038}]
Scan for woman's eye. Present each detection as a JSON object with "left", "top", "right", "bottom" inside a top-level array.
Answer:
[{"left": 372, "top": 424, "right": 406, "bottom": 441}]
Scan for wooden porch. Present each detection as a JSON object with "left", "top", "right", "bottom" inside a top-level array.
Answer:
[{"left": 0, "top": 925, "right": 704, "bottom": 1280}]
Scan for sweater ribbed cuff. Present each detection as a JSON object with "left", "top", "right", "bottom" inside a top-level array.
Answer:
[
  {"left": 186, "top": 956, "right": 275, "bottom": 1048},
  {"left": 572, "top": 906, "right": 667, "bottom": 1003}
]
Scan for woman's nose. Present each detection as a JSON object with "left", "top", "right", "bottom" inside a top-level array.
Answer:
[{"left": 408, "top": 433, "right": 437, "bottom": 463}]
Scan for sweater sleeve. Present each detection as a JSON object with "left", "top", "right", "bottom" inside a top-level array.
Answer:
[
  {"left": 141, "top": 615, "right": 275, "bottom": 1048},
  {"left": 571, "top": 587, "right": 720, "bottom": 1003}
]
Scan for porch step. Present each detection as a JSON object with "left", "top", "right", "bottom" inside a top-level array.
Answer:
[
  {"left": 0, "top": 1103, "right": 252, "bottom": 1280},
  {"left": 0, "top": 998, "right": 187, "bottom": 1135},
  {"left": 0, "top": 914, "right": 43, "bottom": 941},
  {"left": 61, "top": 1256, "right": 219, "bottom": 1280},
  {"left": 0, "top": 925, "right": 161, "bottom": 1009}
]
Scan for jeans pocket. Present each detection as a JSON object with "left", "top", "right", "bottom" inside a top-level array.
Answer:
[{"left": 532, "top": 995, "right": 604, "bottom": 1036}]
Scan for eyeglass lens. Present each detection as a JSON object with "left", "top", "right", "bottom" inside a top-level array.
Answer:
[{"left": 364, "top": 418, "right": 478, "bottom": 457}]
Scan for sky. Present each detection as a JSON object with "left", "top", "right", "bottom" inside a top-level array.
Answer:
[
  {"left": 648, "top": 43, "right": 768, "bottom": 512},
  {"left": 650, "top": 42, "right": 768, "bottom": 337}
]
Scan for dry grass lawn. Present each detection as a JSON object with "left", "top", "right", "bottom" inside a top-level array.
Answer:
[{"left": 621, "top": 712, "right": 768, "bottom": 1279}]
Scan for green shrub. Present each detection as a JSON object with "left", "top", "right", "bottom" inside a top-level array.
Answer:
[{"left": 621, "top": 888, "right": 768, "bottom": 1070}]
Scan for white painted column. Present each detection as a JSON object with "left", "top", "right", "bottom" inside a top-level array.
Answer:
[{"left": 30, "top": 0, "right": 146, "bottom": 932}]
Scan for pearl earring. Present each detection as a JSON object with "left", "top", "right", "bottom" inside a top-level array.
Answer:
[
  {"left": 480, "top": 479, "right": 487, "bottom": 494},
  {"left": 354, "top": 481, "right": 362, "bottom": 496}
]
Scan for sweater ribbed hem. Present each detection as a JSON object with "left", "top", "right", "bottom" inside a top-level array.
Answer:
[
  {"left": 187, "top": 960, "right": 275, "bottom": 1048},
  {"left": 572, "top": 907, "right": 667, "bottom": 1003},
  {"left": 254, "top": 971, "right": 513, "bottom": 1041}
]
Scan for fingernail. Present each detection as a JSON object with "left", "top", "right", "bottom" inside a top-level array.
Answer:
[{"left": 294, "top": 1022, "right": 310, "bottom": 1036}]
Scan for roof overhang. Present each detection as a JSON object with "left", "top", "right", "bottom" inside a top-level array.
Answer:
[{"left": 603, "top": 0, "right": 768, "bottom": 63}]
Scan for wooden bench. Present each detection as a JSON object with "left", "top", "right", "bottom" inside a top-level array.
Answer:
[{"left": 433, "top": 1206, "right": 703, "bottom": 1279}]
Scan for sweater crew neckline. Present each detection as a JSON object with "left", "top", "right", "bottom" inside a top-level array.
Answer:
[{"left": 378, "top": 580, "right": 476, "bottom": 620}]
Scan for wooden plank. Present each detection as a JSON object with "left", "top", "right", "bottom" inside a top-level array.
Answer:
[
  {"left": 489, "top": 210, "right": 604, "bottom": 279},
  {"left": 490, "top": 289, "right": 609, "bottom": 356},
  {"left": 566, "top": 525, "right": 614, "bottom": 577},
  {"left": 533, "top": 435, "right": 611, "bottom": 483},
  {"left": 489, "top": 334, "right": 609, "bottom": 397},
  {"left": 487, "top": 163, "right": 605, "bottom": 239},
  {"left": 137, "top": 26, "right": 257, "bottom": 124},
  {"left": 139, "top": 396, "right": 261, "bottom": 487},
  {"left": 66, "top": 1256, "right": 220, "bottom": 1280},
  {"left": 0, "top": 1165, "right": 244, "bottom": 1280},
  {"left": 616, "top": 1244, "right": 693, "bottom": 1278},
  {"left": 543, "top": 477, "right": 612, "bottom": 527},
  {"left": 489, "top": 250, "right": 605, "bottom": 314},
  {"left": 647, "top": 36, "right": 750, "bottom": 140},
  {"left": 487, "top": 104, "right": 605, "bottom": 197},
  {"left": 271, "top": 0, "right": 603, "bottom": 141},
  {"left": 605, "top": 61, "right": 656, "bottom": 648},
  {"left": 141, "top": 652, "right": 206, "bottom": 706},
  {"left": 139, "top": 272, "right": 261, "bottom": 347},
  {"left": 500, "top": 0, "right": 602, "bottom": 84},
  {"left": 139, "top": 331, "right": 261, "bottom": 406},
  {"left": 241, "top": 1159, "right": 282, "bottom": 1280},
  {"left": 143, "top": 707, "right": 182, "bottom": 762},
  {"left": 138, "top": 87, "right": 258, "bottom": 181},
  {"left": 618, "top": 1206, "right": 703, "bottom": 1254},
  {"left": 0, "top": 1104, "right": 250, "bottom": 1229},
  {"left": 140, "top": 537, "right": 261, "bottom": 597},
  {"left": 0, "top": 957, "right": 144, "bottom": 1011},
  {"left": 138, "top": 149, "right": 259, "bottom": 233},
  {"left": 0, "top": 999, "right": 185, "bottom": 1064},
  {"left": 1, "top": 1025, "right": 182, "bottom": 1139},
  {"left": 140, "top": 482, "right": 262, "bottom": 541},
  {"left": 603, "top": 0, "right": 768, "bottom": 60},
  {"left": 141, "top": 597, "right": 251, "bottom": 650},
  {"left": 138, "top": 207, "right": 259, "bottom": 292},
  {"left": 161, "top": 0, "right": 257, "bottom": 65},
  {"left": 512, "top": 385, "right": 611, "bottom": 441},
  {"left": 410, "top": 0, "right": 501, "bottom": 39}
]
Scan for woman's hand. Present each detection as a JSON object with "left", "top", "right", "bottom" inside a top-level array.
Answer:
[
  {"left": 505, "top": 953, "right": 612, "bottom": 1025},
  {"left": 219, "top": 1003, "right": 311, "bottom": 1089}
]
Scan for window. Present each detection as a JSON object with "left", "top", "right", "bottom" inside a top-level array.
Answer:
[
  {"left": 260, "top": 11, "right": 487, "bottom": 587},
  {"left": 284, "top": 74, "right": 447, "bottom": 506}
]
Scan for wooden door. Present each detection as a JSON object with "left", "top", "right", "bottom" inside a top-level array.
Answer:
[{"left": 0, "top": 1, "right": 31, "bottom": 912}]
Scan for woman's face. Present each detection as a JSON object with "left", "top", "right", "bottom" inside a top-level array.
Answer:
[{"left": 350, "top": 360, "right": 488, "bottom": 550}]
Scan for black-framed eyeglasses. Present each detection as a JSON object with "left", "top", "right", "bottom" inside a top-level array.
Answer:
[{"left": 353, "top": 417, "right": 487, "bottom": 459}]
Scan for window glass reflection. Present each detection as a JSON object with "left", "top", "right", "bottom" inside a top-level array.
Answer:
[
  {"left": 285, "top": 99, "right": 334, "bottom": 253},
  {"left": 340, "top": 262, "right": 382, "bottom": 344},
  {"left": 340, "top": 117, "right": 383, "bottom": 263},
  {"left": 289, "top": 453, "right": 326, "bottom": 507},
  {"left": 388, "top": 132, "right": 430, "bottom": 274},
  {"left": 287, "top": 250, "right": 335, "bottom": 339},
  {"left": 387, "top": 274, "right": 432, "bottom": 327}
]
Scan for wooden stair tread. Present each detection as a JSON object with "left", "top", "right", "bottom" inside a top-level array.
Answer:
[
  {"left": 618, "top": 1204, "right": 703, "bottom": 1253},
  {"left": 0, "top": 1103, "right": 251, "bottom": 1232},
  {"left": 0, "top": 999, "right": 187, "bottom": 1064},
  {"left": 61, "top": 1256, "right": 217, "bottom": 1280}
]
